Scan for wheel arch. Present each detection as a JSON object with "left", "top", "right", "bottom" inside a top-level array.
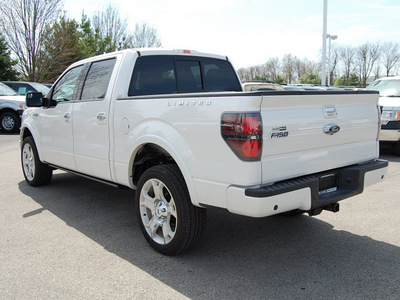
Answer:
[
  {"left": 20, "top": 126, "right": 44, "bottom": 162},
  {"left": 0, "top": 107, "right": 19, "bottom": 115},
  {"left": 129, "top": 140, "right": 200, "bottom": 207}
]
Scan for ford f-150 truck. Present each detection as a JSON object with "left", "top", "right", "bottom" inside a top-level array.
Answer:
[{"left": 20, "top": 49, "right": 388, "bottom": 255}]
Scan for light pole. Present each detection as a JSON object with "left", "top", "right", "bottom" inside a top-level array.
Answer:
[
  {"left": 327, "top": 34, "right": 337, "bottom": 86},
  {"left": 321, "top": 0, "right": 328, "bottom": 86}
]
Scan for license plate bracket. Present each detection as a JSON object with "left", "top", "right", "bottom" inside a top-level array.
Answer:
[{"left": 318, "top": 173, "right": 338, "bottom": 196}]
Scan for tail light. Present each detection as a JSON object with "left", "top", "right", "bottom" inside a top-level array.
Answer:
[{"left": 221, "top": 112, "right": 262, "bottom": 161}]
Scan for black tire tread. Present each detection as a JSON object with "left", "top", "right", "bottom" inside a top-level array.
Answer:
[
  {"left": 0, "top": 111, "right": 20, "bottom": 133},
  {"left": 394, "top": 142, "right": 400, "bottom": 156}
]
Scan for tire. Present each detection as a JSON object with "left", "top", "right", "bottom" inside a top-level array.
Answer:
[
  {"left": 21, "top": 136, "right": 53, "bottom": 186},
  {"left": 0, "top": 111, "right": 20, "bottom": 133},
  {"left": 135, "top": 164, "right": 206, "bottom": 255},
  {"left": 281, "top": 209, "right": 305, "bottom": 216},
  {"left": 394, "top": 142, "right": 400, "bottom": 156}
]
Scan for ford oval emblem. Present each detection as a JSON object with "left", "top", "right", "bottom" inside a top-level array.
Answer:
[{"left": 324, "top": 124, "right": 341, "bottom": 135}]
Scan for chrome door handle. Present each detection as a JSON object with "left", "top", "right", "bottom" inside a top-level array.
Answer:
[
  {"left": 64, "top": 112, "right": 71, "bottom": 120},
  {"left": 97, "top": 113, "right": 106, "bottom": 121}
]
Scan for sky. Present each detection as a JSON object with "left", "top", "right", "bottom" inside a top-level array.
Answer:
[{"left": 63, "top": 0, "right": 400, "bottom": 69}]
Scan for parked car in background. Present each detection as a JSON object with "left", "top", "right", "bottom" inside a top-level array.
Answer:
[
  {"left": 0, "top": 83, "right": 26, "bottom": 133},
  {"left": 367, "top": 76, "right": 400, "bottom": 155},
  {"left": 1, "top": 81, "right": 49, "bottom": 96},
  {"left": 242, "top": 81, "right": 284, "bottom": 91}
]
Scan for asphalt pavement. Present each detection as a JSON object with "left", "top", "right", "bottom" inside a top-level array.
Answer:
[{"left": 1, "top": 133, "right": 399, "bottom": 299}]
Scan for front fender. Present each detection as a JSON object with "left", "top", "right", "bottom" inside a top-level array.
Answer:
[{"left": 20, "top": 109, "right": 42, "bottom": 158}]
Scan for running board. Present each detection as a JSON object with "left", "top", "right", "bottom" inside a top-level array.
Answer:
[{"left": 46, "top": 163, "right": 128, "bottom": 189}]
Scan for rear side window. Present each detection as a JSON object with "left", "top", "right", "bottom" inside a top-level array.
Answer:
[
  {"left": 128, "top": 55, "right": 241, "bottom": 96},
  {"left": 12, "top": 83, "right": 33, "bottom": 95},
  {"left": 129, "top": 56, "right": 177, "bottom": 96},
  {"left": 81, "top": 58, "right": 116, "bottom": 100}
]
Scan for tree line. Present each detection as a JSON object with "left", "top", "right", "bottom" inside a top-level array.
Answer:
[
  {"left": 238, "top": 41, "right": 400, "bottom": 87},
  {"left": 0, "top": 0, "right": 162, "bottom": 83}
]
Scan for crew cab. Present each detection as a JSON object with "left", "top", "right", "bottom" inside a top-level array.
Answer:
[{"left": 20, "top": 49, "right": 388, "bottom": 255}]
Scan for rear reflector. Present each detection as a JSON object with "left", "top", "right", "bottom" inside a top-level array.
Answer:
[{"left": 221, "top": 112, "right": 262, "bottom": 161}]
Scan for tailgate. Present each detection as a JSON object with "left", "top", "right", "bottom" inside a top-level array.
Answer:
[{"left": 260, "top": 91, "right": 380, "bottom": 184}]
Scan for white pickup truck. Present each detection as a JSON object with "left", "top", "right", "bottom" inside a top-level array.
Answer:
[{"left": 20, "top": 49, "right": 388, "bottom": 255}]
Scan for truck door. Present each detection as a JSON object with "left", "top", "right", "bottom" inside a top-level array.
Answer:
[
  {"left": 72, "top": 58, "right": 117, "bottom": 181},
  {"left": 37, "top": 65, "right": 85, "bottom": 170}
]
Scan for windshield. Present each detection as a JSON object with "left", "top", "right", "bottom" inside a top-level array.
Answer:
[
  {"left": 0, "top": 82, "right": 18, "bottom": 96},
  {"left": 366, "top": 79, "right": 400, "bottom": 97}
]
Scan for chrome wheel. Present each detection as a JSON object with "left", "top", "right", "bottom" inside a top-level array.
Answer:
[
  {"left": 139, "top": 178, "right": 177, "bottom": 245},
  {"left": 22, "top": 143, "right": 35, "bottom": 181},
  {"left": 135, "top": 165, "right": 206, "bottom": 255}
]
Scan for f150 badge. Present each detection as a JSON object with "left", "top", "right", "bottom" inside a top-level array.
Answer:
[{"left": 270, "top": 126, "right": 289, "bottom": 138}]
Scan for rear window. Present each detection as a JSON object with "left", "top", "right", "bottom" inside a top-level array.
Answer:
[{"left": 128, "top": 55, "right": 241, "bottom": 96}]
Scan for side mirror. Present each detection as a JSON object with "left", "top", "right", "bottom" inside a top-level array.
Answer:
[{"left": 26, "top": 91, "right": 43, "bottom": 107}]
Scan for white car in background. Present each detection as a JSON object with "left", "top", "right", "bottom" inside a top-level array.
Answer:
[
  {"left": 0, "top": 82, "right": 26, "bottom": 133},
  {"left": 367, "top": 76, "right": 400, "bottom": 155},
  {"left": 242, "top": 81, "right": 284, "bottom": 91}
]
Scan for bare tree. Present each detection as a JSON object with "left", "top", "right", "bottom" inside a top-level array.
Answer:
[
  {"left": 282, "top": 54, "right": 297, "bottom": 84},
  {"left": 92, "top": 4, "right": 130, "bottom": 52},
  {"left": 294, "top": 57, "right": 305, "bottom": 81},
  {"left": 381, "top": 41, "right": 400, "bottom": 77},
  {"left": 132, "top": 22, "right": 162, "bottom": 48},
  {"left": 357, "top": 42, "right": 380, "bottom": 87},
  {"left": 340, "top": 45, "right": 356, "bottom": 84},
  {"left": 0, "top": 0, "right": 63, "bottom": 81},
  {"left": 265, "top": 57, "right": 280, "bottom": 82},
  {"left": 237, "top": 67, "right": 252, "bottom": 82},
  {"left": 329, "top": 45, "right": 340, "bottom": 85}
]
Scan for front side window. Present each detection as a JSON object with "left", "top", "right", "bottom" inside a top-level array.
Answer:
[
  {"left": 52, "top": 65, "right": 84, "bottom": 103},
  {"left": 81, "top": 58, "right": 116, "bottom": 100}
]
